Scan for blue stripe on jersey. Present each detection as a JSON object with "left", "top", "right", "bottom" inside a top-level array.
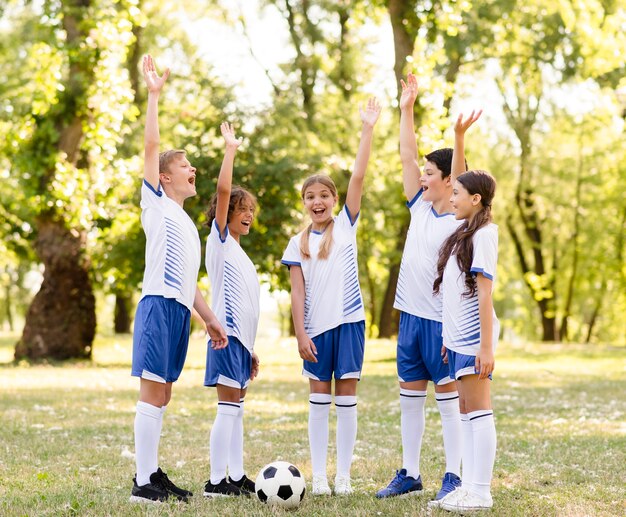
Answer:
[
  {"left": 341, "top": 244, "right": 362, "bottom": 316},
  {"left": 143, "top": 179, "right": 163, "bottom": 197},
  {"left": 223, "top": 261, "right": 244, "bottom": 333},
  {"left": 163, "top": 217, "right": 185, "bottom": 295},
  {"left": 470, "top": 267, "right": 494, "bottom": 280}
]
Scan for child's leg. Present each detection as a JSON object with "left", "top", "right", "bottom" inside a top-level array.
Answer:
[
  {"left": 210, "top": 385, "right": 241, "bottom": 484},
  {"left": 335, "top": 378, "right": 358, "bottom": 478},
  {"left": 399, "top": 381, "right": 427, "bottom": 479},
  {"left": 462, "top": 375, "right": 495, "bottom": 499},
  {"left": 309, "top": 380, "right": 332, "bottom": 479},
  {"left": 228, "top": 389, "right": 247, "bottom": 482},
  {"left": 135, "top": 379, "right": 167, "bottom": 486},
  {"left": 434, "top": 381, "right": 462, "bottom": 477}
]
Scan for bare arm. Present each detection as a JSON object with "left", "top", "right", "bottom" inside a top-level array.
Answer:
[
  {"left": 475, "top": 273, "right": 495, "bottom": 379},
  {"left": 399, "top": 73, "right": 421, "bottom": 200},
  {"left": 215, "top": 122, "right": 242, "bottom": 237},
  {"left": 451, "top": 110, "right": 482, "bottom": 182},
  {"left": 142, "top": 55, "right": 170, "bottom": 190},
  {"left": 289, "top": 266, "right": 317, "bottom": 363},
  {"left": 193, "top": 286, "right": 228, "bottom": 349},
  {"left": 345, "top": 97, "right": 381, "bottom": 219}
]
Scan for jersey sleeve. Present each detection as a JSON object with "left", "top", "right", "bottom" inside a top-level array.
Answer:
[
  {"left": 471, "top": 225, "right": 498, "bottom": 280},
  {"left": 208, "top": 219, "right": 229, "bottom": 245},
  {"left": 335, "top": 204, "right": 359, "bottom": 233},
  {"left": 140, "top": 179, "right": 164, "bottom": 209},
  {"left": 281, "top": 236, "right": 302, "bottom": 268}
]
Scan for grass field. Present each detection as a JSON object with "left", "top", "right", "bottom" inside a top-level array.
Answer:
[{"left": 0, "top": 332, "right": 624, "bottom": 516}]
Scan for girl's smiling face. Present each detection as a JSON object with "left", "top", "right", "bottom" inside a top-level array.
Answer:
[
  {"left": 303, "top": 182, "right": 338, "bottom": 230},
  {"left": 451, "top": 180, "right": 482, "bottom": 220},
  {"left": 228, "top": 198, "right": 255, "bottom": 241}
]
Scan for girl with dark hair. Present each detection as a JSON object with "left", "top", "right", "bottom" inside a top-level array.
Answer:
[
  {"left": 281, "top": 98, "right": 381, "bottom": 496},
  {"left": 433, "top": 170, "right": 499, "bottom": 512},
  {"left": 202, "top": 122, "right": 261, "bottom": 498}
]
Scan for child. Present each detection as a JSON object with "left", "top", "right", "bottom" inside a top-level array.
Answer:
[
  {"left": 130, "top": 55, "right": 227, "bottom": 504},
  {"left": 375, "top": 72, "right": 481, "bottom": 505},
  {"left": 433, "top": 170, "right": 499, "bottom": 512},
  {"left": 203, "top": 122, "right": 261, "bottom": 497},
  {"left": 281, "top": 98, "right": 381, "bottom": 496}
]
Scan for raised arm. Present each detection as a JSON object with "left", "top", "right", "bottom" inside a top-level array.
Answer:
[
  {"left": 451, "top": 110, "right": 482, "bottom": 182},
  {"left": 214, "top": 122, "right": 242, "bottom": 237},
  {"left": 345, "top": 97, "right": 381, "bottom": 219},
  {"left": 399, "top": 73, "right": 421, "bottom": 200},
  {"left": 142, "top": 55, "right": 170, "bottom": 190}
]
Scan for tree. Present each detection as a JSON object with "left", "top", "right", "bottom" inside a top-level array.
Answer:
[{"left": 0, "top": 1, "right": 137, "bottom": 358}]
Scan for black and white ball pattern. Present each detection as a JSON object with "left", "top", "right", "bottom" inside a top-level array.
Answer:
[{"left": 255, "top": 461, "right": 306, "bottom": 509}]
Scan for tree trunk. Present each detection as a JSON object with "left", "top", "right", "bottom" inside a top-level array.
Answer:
[
  {"left": 114, "top": 291, "right": 133, "bottom": 334},
  {"left": 14, "top": 0, "right": 98, "bottom": 359},
  {"left": 15, "top": 218, "right": 95, "bottom": 360}
]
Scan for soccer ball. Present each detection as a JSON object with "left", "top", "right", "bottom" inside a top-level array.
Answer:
[{"left": 255, "top": 461, "right": 306, "bottom": 509}]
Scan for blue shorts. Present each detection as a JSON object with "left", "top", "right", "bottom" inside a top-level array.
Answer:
[
  {"left": 131, "top": 296, "right": 191, "bottom": 383},
  {"left": 303, "top": 321, "right": 365, "bottom": 382},
  {"left": 397, "top": 312, "right": 453, "bottom": 385},
  {"left": 448, "top": 349, "right": 493, "bottom": 380},
  {"left": 205, "top": 335, "right": 252, "bottom": 389}
]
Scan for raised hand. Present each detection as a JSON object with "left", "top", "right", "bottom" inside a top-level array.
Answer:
[
  {"left": 399, "top": 72, "right": 418, "bottom": 110},
  {"left": 359, "top": 97, "right": 382, "bottom": 128},
  {"left": 454, "top": 109, "right": 483, "bottom": 135},
  {"left": 142, "top": 54, "right": 170, "bottom": 94},
  {"left": 220, "top": 122, "right": 243, "bottom": 149}
]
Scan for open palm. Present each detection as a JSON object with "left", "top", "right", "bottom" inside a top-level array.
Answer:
[
  {"left": 142, "top": 54, "right": 169, "bottom": 93},
  {"left": 360, "top": 97, "right": 382, "bottom": 127},
  {"left": 399, "top": 73, "right": 418, "bottom": 110}
]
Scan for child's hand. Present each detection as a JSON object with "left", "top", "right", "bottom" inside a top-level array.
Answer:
[
  {"left": 220, "top": 122, "right": 243, "bottom": 149},
  {"left": 399, "top": 72, "right": 418, "bottom": 110},
  {"left": 475, "top": 347, "right": 494, "bottom": 379},
  {"left": 142, "top": 54, "right": 170, "bottom": 93},
  {"left": 454, "top": 110, "right": 483, "bottom": 136},
  {"left": 250, "top": 352, "right": 260, "bottom": 381},
  {"left": 296, "top": 334, "right": 318, "bottom": 363},
  {"left": 360, "top": 97, "right": 382, "bottom": 128},
  {"left": 441, "top": 344, "right": 449, "bottom": 364},
  {"left": 207, "top": 319, "right": 228, "bottom": 349}
]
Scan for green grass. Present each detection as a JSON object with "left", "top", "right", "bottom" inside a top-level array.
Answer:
[{"left": 0, "top": 332, "right": 624, "bottom": 516}]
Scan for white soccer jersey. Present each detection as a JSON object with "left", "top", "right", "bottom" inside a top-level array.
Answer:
[
  {"left": 139, "top": 180, "right": 201, "bottom": 311},
  {"left": 281, "top": 205, "right": 365, "bottom": 339},
  {"left": 394, "top": 190, "right": 462, "bottom": 322},
  {"left": 441, "top": 223, "right": 500, "bottom": 355},
  {"left": 206, "top": 221, "right": 260, "bottom": 353}
]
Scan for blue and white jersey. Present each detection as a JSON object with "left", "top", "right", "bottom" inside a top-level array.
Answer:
[
  {"left": 139, "top": 180, "right": 201, "bottom": 311},
  {"left": 394, "top": 189, "right": 462, "bottom": 322},
  {"left": 206, "top": 221, "right": 260, "bottom": 353},
  {"left": 441, "top": 223, "right": 499, "bottom": 355},
  {"left": 281, "top": 205, "right": 364, "bottom": 339}
]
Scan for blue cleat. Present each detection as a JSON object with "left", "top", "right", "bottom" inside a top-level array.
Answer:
[{"left": 375, "top": 469, "right": 423, "bottom": 498}]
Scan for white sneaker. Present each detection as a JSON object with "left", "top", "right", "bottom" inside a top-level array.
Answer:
[
  {"left": 334, "top": 475, "right": 353, "bottom": 495},
  {"left": 312, "top": 475, "right": 331, "bottom": 496},
  {"left": 427, "top": 486, "right": 461, "bottom": 509},
  {"left": 441, "top": 490, "right": 493, "bottom": 512}
]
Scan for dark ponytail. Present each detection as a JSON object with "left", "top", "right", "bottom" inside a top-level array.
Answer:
[{"left": 433, "top": 170, "right": 496, "bottom": 297}]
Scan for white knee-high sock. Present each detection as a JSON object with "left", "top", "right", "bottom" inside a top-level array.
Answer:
[
  {"left": 400, "top": 389, "right": 427, "bottom": 479},
  {"left": 309, "top": 393, "right": 331, "bottom": 478},
  {"left": 460, "top": 413, "right": 474, "bottom": 492},
  {"left": 135, "top": 401, "right": 162, "bottom": 486},
  {"left": 436, "top": 392, "right": 462, "bottom": 476},
  {"left": 335, "top": 396, "right": 357, "bottom": 478},
  {"left": 228, "top": 398, "right": 245, "bottom": 482},
  {"left": 469, "top": 410, "right": 496, "bottom": 499},
  {"left": 210, "top": 402, "right": 240, "bottom": 484}
]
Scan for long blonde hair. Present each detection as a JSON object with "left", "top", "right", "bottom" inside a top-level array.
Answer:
[{"left": 299, "top": 174, "right": 337, "bottom": 260}]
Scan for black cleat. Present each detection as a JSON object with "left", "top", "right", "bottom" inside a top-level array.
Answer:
[
  {"left": 229, "top": 474, "right": 255, "bottom": 494},
  {"left": 203, "top": 478, "right": 246, "bottom": 497},
  {"left": 129, "top": 475, "right": 169, "bottom": 504},
  {"left": 153, "top": 468, "right": 192, "bottom": 501}
]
